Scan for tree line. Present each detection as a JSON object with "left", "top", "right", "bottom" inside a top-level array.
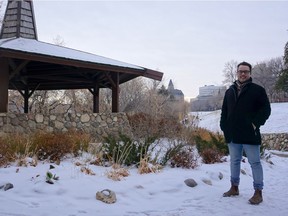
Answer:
[{"left": 222, "top": 41, "right": 288, "bottom": 103}]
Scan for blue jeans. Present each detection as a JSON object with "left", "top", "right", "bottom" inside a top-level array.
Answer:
[{"left": 228, "top": 142, "right": 263, "bottom": 190}]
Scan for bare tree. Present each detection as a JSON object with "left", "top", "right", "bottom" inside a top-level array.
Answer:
[
  {"left": 222, "top": 60, "right": 238, "bottom": 86},
  {"left": 53, "top": 35, "right": 66, "bottom": 46},
  {"left": 119, "top": 77, "right": 147, "bottom": 112},
  {"left": 253, "top": 57, "right": 285, "bottom": 102},
  {"left": 61, "top": 89, "right": 92, "bottom": 113}
]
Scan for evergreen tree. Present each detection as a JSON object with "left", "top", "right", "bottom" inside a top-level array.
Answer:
[
  {"left": 276, "top": 42, "right": 288, "bottom": 92},
  {"left": 158, "top": 85, "right": 169, "bottom": 96},
  {"left": 284, "top": 41, "right": 288, "bottom": 65}
]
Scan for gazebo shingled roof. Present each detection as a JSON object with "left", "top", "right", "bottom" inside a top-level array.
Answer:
[{"left": 0, "top": 0, "right": 163, "bottom": 113}]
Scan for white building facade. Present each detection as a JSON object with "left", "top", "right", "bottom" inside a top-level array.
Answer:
[{"left": 191, "top": 85, "right": 227, "bottom": 111}]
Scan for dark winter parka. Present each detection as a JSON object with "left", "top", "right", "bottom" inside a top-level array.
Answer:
[{"left": 220, "top": 78, "right": 271, "bottom": 145}]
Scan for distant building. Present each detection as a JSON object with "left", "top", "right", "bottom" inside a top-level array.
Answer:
[
  {"left": 198, "top": 85, "right": 226, "bottom": 97},
  {"left": 167, "top": 79, "right": 184, "bottom": 101},
  {"left": 190, "top": 85, "right": 226, "bottom": 111}
]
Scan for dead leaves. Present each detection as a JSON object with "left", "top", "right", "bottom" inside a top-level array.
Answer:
[
  {"left": 106, "top": 165, "right": 129, "bottom": 181},
  {"left": 75, "top": 161, "right": 95, "bottom": 175}
]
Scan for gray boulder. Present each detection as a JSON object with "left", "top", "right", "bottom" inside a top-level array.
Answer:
[
  {"left": 184, "top": 178, "right": 198, "bottom": 187},
  {"left": 0, "top": 183, "right": 14, "bottom": 191}
]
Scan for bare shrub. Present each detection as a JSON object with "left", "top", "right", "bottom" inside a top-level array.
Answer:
[
  {"left": 201, "top": 148, "right": 224, "bottom": 164},
  {"left": 127, "top": 113, "right": 158, "bottom": 139},
  {"left": 170, "top": 147, "right": 199, "bottom": 169},
  {"left": 157, "top": 117, "right": 183, "bottom": 138},
  {"left": 127, "top": 113, "right": 183, "bottom": 139},
  {"left": 176, "top": 126, "right": 196, "bottom": 146}
]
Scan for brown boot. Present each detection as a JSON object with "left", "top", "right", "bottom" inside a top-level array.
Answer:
[
  {"left": 223, "top": 185, "right": 239, "bottom": 197},
  {"left": 249, "top": 189, "right": 263, "bottom": 204}
]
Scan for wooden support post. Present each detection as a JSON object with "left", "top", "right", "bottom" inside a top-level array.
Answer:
[
  {"left": 24, "top": 88, "right": 29, "bottom": 113},
  {"left": 0, "top": 58, "right": 9, "bottom": 113},
  {"left": 111, "top": 73, "right": 119, "bottom": 113},
  {"left": 93, "top": 82, "right": 99, "bottom": 113}
]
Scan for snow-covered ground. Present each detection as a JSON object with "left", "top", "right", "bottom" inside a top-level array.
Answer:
[
  {"left": 0, "top": 103, "right": 287, "bottom": 216},
  {"left": 193, "top": 102, "right": 288, "bottom": 134}
]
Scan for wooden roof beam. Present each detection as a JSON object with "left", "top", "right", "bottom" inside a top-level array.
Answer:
[
  {"left": 9, "top": 59, "right": 30, "bottom": 80},
  {"left": 0, "top": 50, "right": 163, "bottom": 80}
]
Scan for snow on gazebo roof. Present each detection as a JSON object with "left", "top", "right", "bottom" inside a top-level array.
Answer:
[{"left": 0, "top": 37, "right": 144, "bottom": 70}]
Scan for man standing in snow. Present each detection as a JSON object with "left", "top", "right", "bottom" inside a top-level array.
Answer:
[{"left": 220, "top": 61, "right": 271, "bottom": 204}]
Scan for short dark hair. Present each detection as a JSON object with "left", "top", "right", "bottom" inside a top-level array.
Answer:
[{"left": 237, "top": 61, "right": 252, "bottom": 71}]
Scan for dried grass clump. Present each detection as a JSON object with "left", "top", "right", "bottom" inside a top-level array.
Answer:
[
  {"left": 32, "top": 132, "right": 74, "bottom": 162},
  {"left": 106, "top": 165, "right": 130, "bottom": 181},
  {"left": 69, "top": 130, "right": 91, "bottom": 156},
  {"left": 0, "top": 130, "right": 91, "bottom": 166},
  {"left": 0, "top": 134, "right": 35, "bottom": 167},
  {"left": 138, "top": 157, "right": 162, "bottom": 174},
  {"left": 16, "top": 156, "right": 38, "bottom": 167},
  {"left": 75, "top": 160, "right": 96, "bottom": 175},
  {"left": 0, "top": 137, "right": 12, "bottom": 167},
  {"left": 32, "top": 131, "right": 91, "bottom": 162},
  {"left": 80, "top": 166, "right": 96, "bottom": 175}
]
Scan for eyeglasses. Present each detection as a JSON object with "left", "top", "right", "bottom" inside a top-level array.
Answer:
[{"left": 237, "top": 70, "right": 250, "bottom": 75}]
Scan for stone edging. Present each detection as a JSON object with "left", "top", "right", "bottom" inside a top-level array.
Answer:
[
  {"left": 262, "top": 133, "right": 288, "bottom": 151},
  {"left": 0, "top": 112, "right": 132, "bottom": 141}
]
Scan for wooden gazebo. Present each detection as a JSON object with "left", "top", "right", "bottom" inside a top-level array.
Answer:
[{"left": 0, "top": 0, "right": 163, "bottom": 113}]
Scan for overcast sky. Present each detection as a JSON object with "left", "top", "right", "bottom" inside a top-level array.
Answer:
[{"left": 2, "top": 0, "right": 288, "bottom": 99}]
